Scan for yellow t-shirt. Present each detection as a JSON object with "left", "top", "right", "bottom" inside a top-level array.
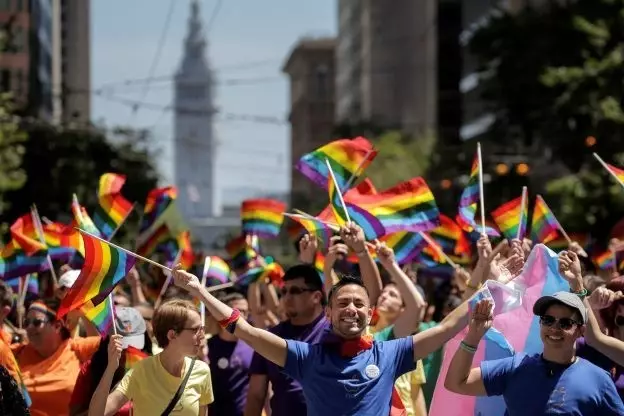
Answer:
[{"left": 116, "top": 354, "right": 214, "bottom": 415}]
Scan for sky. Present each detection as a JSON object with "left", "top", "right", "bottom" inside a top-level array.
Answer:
[{"left": 91, "top": 0, "right": 336, "bottom": 206}]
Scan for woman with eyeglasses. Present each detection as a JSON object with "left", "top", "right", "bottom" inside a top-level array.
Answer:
[
  {"left": 88, "top": 299, "right": 213, "bottom": 416},
  {"left": 13, "top": 298, "right": 101, "bottom": 416}
]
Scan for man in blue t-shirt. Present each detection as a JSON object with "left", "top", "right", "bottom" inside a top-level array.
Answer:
[
  {"left": 170, "top": 228, "right": 482, "bottom": 415},
  {"left": 445, "top": 251, "right": 624, "bottom": 415}
]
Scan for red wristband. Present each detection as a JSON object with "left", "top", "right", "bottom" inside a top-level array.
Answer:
[{"left": 218, "top": 309, "right": 241, "bottom": 330}]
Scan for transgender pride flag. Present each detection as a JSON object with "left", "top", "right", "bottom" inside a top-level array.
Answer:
[{"left": 430, "top": 244, "right": 570, "bottom": 415}]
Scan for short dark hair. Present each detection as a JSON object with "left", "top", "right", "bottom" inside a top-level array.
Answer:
[
  {"left": 284, "top": 264, "right": 323, "bottom": 292},
  {"left": 218, "top": 291, "right": 246, "bottom": 305},
  {"left": 0, "top": 281, "right": 14, "bottom": 309},
  {"left": 328, "top": 275, "right": 369, "bottom": 306}
]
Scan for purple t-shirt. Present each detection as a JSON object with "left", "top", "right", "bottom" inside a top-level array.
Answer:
[
  {"left": 249, "top": 312, "right": 329, "bottom": 416},
  {"left": 207, "top": 335, "right": 254, "bottom": 416},
  {"left": 577, "top": 337, "right": 624, "bottom": 399}
]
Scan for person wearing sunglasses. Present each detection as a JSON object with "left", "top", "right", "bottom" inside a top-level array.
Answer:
[
  {"left": 14, "top": 298, "right": 101, "bottom": 416},
  {"left": 88, "top": 299, "right": 213, "bottom": 415},
  {"left": 245, "top": 264, "right": 329, "bottom": 416},
  {"left": 445, "top": 282, "right": 624, "bottom": 414}
]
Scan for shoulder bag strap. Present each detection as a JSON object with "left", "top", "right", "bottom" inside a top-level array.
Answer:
[{"left": 161, "top": 357, "right": 197, "bottom": 416}]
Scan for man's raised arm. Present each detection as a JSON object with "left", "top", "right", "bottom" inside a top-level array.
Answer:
[{"left": 171, "top": 265, "right": 288, "bottom": 367}]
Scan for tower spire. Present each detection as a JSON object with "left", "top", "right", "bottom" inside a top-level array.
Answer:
[{"left": 178, "top": 0, "right": 209, "bottom": 75}]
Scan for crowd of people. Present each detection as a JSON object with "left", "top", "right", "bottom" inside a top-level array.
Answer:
[{"left": 3, "top": 223, "right": 624, "bottom": 415}]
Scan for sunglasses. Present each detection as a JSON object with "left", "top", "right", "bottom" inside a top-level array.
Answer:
[
  {"left": 540, "top": 315, "right": 580, "bottom": 330},
  {"left": 614, "top": 316, "right": 624, "bottom": 327},
  {"left": 280, "top": 287, "right": 315, "bottom": 296},
  {"left": 24, "top": 318, "right": 49, "bottom": 328}
]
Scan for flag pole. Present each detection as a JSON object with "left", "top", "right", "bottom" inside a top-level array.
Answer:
[
  {"left": 109, "top": 294, "right": 118, "bottom": 335},
  {"left": 31, "top": 205, "right": 59, "bottom": 286},
  {"left": 76, "top": 228, "right": 172, "bottom": 272},
  {"left": 418, "top": 231, "right": 458, "bottom": 268},
  {"left": 516, "top": 186, "right": 528, "bottom": 240},
  {"left": 477, "top": 142, "right": 486, "bottom": 236}
]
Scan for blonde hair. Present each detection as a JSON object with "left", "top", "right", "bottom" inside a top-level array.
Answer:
[{"left": 153, "top": 299, "right": 199, "bottom": 348}]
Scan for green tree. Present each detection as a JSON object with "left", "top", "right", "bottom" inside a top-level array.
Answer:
[
  {"left": 0, "top": 95, "right": 27, "bottom": 218},
  {"left": 467, "top": 0, "right": 624, "bottom": 240},
  {"left": 1, "top": 124, "right": 159, "bottom": 243}
]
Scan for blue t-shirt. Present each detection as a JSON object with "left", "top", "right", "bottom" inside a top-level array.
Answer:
[
  {"left": 481, "top": 353, "right": 624, "bottom": 415},
  {"left": 282, "top": 336, "right": 416, "bottom": 416}
]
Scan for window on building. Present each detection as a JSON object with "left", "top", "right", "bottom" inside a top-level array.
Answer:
[
  {"left": 0, "top": 69, "right": 11, "bottom": 92},
  {"left": 315, "top": 64, "right": 329, "bottom": 99}
]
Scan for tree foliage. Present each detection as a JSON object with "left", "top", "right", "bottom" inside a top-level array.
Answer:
[
  {"left": 467, "top": 0, "right": 624, "bottom": 241},
  {"left": 1, "top": 124, "right": 160, "bottom": 242},
  {"left": 0, "top": 95, "right": 27, "bottom": 217}
]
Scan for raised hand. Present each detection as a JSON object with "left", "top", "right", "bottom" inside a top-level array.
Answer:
[
  {"left": 325, "top": 235, "right": 349, "bottom": 267},
  {"left": 340, "top": 223, "right": 366, "bottom": 254},
  {"left": 498, "top": 253, "right": 525, "bottom": 283},
  {"left": 558, "top": 251, "right": 584, "bottom": 292},
  {"left": 125, "top": 266, "right": 140, "bottom": 287},
  {"left": 465, "top": 299, "right": 493, "bottom": 344},
  {"left": 107, "top": 334, "right": 123, "bottom": 370},
  {"left": 171, "top": 264, "right": 202, "bottom": 293},
  {"left": 453, "top": 267, "right": 471, "bottom": 292},
  {"left": 375, "top": 240, "right": 396, "bottom": 269},
  {"left": 476, "top": 235, "right": 494, "bottom": 261},
  {"left": 588, "top": 287, "right": 624, "bottom": 310},
  {"left": 298, "top": 234, "right": 318, "bottom": 264}
]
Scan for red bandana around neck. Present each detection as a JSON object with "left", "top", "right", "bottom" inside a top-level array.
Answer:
[{"left": 321, "top": 329, "right": 407, "bottom": 416}]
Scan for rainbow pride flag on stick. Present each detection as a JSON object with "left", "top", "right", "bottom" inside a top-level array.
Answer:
[
  {"left": 202, "top": 255, "right": 232, "bottom": 286},
  {"left": 530, "top": 195, "right": 563, "bottom": 244},
  {"left": 593, "top": 250, "right": 616, "bottom": 271},
  {"left": 326, "top": 159, "right": 385, "bottom": 240},
  {"left": 491, "top": 187, "right": 528, "bottom": 240},
  {"left": 57, "top": 231, "right": 137, "bottom": 318},
  {"left": 456, "top": 145, "right": 499, "bottom": 237},
  {"left": 296, "top": 137, "right": 377, "bottom": 192},
  {"left": 241, "top": 199, "right": 286, "bottom": 239},
  {"left": 125, "top": 346, "right": 148, "bottom": 372},
  {"left": 81, "top": 297, "right": 114, "bottom": 336},
  {"left": 594, "top": 153, "right": 624, "bottom": 189},
  {"left": 93, "top": 173, "right": 135, "bottom": 240},
  {"left": 284, "top": 212, "right": 334, "bottom": 247}
]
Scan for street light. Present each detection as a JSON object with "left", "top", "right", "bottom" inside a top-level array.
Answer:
[
  {"left": 516, "top": 163, "right": 530, "bottom": 176},
  {"left": 585, "top": 136, "right": 597, "bottom": 147},
  {"left": 495, "top": 163, "right": 509, "bottom": 175}
]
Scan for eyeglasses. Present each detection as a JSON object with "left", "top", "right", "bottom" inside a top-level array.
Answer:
[
  {"left": 182, "top": 326, "right": 205, "bottom": 335},
  {"left": 280, "top": 287, "right": 315, "bottom": 296},
  {"left": 614, "top": 316, "right": 624, "bottom": 327},
  {"left": 540, "top": 315, "right": 580, "bottom": 330},
  {"left": 24, "top": 318, "right": 49, "bottom": 328}
]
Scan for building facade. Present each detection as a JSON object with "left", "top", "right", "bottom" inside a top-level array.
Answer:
[
  {"left": 335, "top": 0, "right": 462, "bottom": 143},
  {"left": 282, "top": 37, "right": 336, "bottom": 203},
  {"left": 0, "top": 0, "right": 89, "bottom": 123}
]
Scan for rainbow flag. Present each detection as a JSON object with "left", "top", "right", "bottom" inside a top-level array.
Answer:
[
  {"left": 136, "top": 224, "right": 170, "bottom": 257},
  {"left": 125, "top": 346, "right": 148, "bottom": 372},
  {"left": 314, "top": 251, "right": 325, "bottom": 280},
  {"left": 71, "top": 195, "right": 102, "bottom": 237},
  {"left": 42, "top": 222, "right": 84, "bottom": 255},
  {"left": 429, "top": 214, "right": 471, "bottom": 255},
  {"left": 430, "top": 245, "right": 569, "bottom": 415},
  {"left": 226, "top": 234, "right": 259, "bottom": 270},
  {"left": 530, "top": 195, "right": 560, "bottom": 244},
  {"left": 159, "top": 231, "right": 194, "bottom": 271},
  {"left": 5, "top": 274, "right": 39, "bottom": 297},
  {"left": 546, "top": 233, "right": 591, "bottom": 253},
  {"left": 236, "top": 262, "right": 285, "bottom": 287},
  {"left": 593, "top": 250, "right": 615, "bottom": 270},
  {"left": 347, "top": 177, "right": 440, "bottom": 235},
  {"left": 10, "top": 214, "right": 47, "bottom": 256},
  {"left": 203, "top": 255, "right": 231, "bottom": 286},
  {"left": 605, "top": 162, "right": 624, "bottom": 184},
  {"left": 491, "top": 195, "right": 528, "bottom": 240},
  {"left": 140, "top": 186, "right": 178, "bottom": 232},
  {"left": 93, "top": 173, "right": 134, "bottom": 240},
  {"left": 296, "top": 137, "right": 377, "bottom": 191},
  {"left": 57, "top": 232, "right": 136, "bottom": 318},
  {"left": 0, "top": 240, "right": 49, "bottom": 280},
  {"left": 81, "top": 298, "right": 113, "bottom": 336},
  {"left": 286, "top": 215, "right": 333, "bottom": 247},
  {"left": 456, "top": 153, "right": 499, "bottom": 237},
  {"left": 241, "top": 199, "right": 286, "bottom": 238},
  {"left": 380, "top": 231, "right": 427, "bottom": 265},
  {"left": 328, "top": 166, "right": 385, "bottom": 240}
]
